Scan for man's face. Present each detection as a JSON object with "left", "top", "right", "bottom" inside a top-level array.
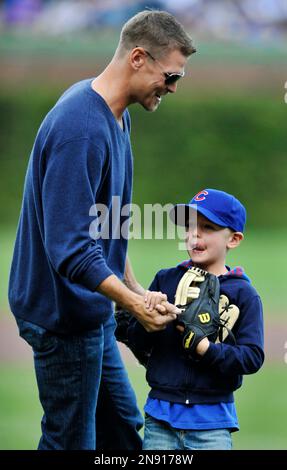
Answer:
[{"left": 135, "top": 49, "right": 187, "bottom": 112}]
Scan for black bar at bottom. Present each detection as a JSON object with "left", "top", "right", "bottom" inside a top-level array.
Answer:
[{"left": 0, "top": 450, "right": 285, "bottom": 467}]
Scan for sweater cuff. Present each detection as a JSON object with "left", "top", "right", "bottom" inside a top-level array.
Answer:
[{"left": 78, "top": 262, "right": 114, "bottom": 291}]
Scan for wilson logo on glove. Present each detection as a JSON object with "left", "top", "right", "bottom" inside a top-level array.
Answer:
[{"left": 198, "top": 313, "right": 211, "bottom": 324}]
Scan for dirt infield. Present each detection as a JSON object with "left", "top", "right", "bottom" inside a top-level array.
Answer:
[{"left": 0, "top": 316, "right": 285, "bottom": 365}]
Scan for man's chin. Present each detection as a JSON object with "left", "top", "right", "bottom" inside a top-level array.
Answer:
[
  {"left": 141, "top": 104, "right": 159, "bottom": 112},
  {"left": 140, "top": 97, "right": 160, "bottom": 112}
]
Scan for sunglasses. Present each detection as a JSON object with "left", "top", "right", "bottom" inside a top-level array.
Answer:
[{"left": 143, "top": 49, "right": 185, "bottom": 85}]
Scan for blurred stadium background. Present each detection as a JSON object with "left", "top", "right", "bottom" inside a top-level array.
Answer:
[{"left": 0, "top": 0, "right": 287, "bottom": 450}]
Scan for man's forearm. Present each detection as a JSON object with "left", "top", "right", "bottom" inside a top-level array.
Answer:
[{"left": 97, "top": 274, "right": 142, "bottom": 312}]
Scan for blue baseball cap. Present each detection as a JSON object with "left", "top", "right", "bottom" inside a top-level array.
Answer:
[{"left": 170, "top": 188, "right": 246, "bottom": 232}]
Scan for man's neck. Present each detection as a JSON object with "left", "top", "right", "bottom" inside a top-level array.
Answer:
[{"left": 91, "top": 61, "right": 130, "bottom": 123}]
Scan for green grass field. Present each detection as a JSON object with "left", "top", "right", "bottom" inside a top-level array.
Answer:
[
  {"left": 1, "top": 226, "right": 286, "bottom": 449},
  {"left": 0, "top": 363, "right": 286, "bottom": 450},
  {"left": 1, "top": 226, "right": 287, "bottom": 316}
]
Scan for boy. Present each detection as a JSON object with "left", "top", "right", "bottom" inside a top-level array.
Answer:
[{"left": 125, "top": 188, "right": 264, "bottom": 450}]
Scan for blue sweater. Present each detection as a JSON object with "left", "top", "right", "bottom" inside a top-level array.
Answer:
[
  {"left": 9, "top": 79, "right": 133, "bottom": 334},
  {"left": 128, "top": 261, "right": 264, "bottom": 404}
]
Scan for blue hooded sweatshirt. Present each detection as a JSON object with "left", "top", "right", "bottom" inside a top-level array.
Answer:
[{"left": 128, "top": 261, "right": 264, "bottom": 405}]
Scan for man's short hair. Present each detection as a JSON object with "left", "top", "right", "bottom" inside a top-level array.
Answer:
[{"left": 119, "top": 10, "right": 196, "bottom": 58}]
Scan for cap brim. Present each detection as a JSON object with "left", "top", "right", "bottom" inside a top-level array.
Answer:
[{"left": 170, "top": 204, "right": 227, "bottom": 228}]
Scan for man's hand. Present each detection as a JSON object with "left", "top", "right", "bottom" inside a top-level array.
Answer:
[
  {"left": 132, "top": 296, "right": 181, "bottom": 332},
  {"left": 122, "top": 258, "right": 179, "bottom": 330},
  {"left": 97, "top": 274, "right": 180, "bottom": 332}
]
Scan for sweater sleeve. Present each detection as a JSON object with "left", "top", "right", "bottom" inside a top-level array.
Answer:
[
  {"left": 198, "top": 295, "right": 264, "bottom": 376},
  {"left": 41, "top": 138, "right": 113, "bottom": 290}
]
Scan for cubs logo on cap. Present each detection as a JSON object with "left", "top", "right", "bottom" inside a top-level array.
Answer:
[
  {"left": 193, "top": 190, "right": 208, "bottom": 202},
  {"left": 170, "top": 188, "right": 246, "bottom": 233}
]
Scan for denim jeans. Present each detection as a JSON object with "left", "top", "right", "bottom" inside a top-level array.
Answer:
[
  {"left": 143, "top": 414, "right": 232, "bottom": 450},
  {"left": 16, "top": 315, "right": 143, "bottom": 450}
]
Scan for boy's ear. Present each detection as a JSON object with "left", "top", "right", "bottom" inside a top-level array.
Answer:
[{"left": 227, "top": 231, "right": 244, "bottom": 250}]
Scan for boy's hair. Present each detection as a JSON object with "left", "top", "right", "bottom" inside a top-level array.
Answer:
[{"left": 118, "top": 10, "right": 196, "bottom": 59}]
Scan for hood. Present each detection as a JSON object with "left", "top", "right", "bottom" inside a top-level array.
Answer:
[{"left": 222, "top": 266, "right": 251, "bottom": 283}]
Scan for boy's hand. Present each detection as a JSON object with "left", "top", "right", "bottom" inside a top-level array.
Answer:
[
  {"left": 144, "top": 290, "right": 167, "bottom": 312},
  {"left": 195, "top": 337, "right": 210, "bottom": 356},
  {"left": 177, "top": 325, "right": 210, "bottom": 356}
]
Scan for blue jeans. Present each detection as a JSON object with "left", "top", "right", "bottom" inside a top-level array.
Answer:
[
  {"left": 143, "top": 414, "right": 232, "bottom": 450},
  {"left": 16, "top": 315, "right": 143, "bottom": 450}
]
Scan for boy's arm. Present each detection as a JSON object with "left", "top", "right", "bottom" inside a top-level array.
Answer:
[
  {"left": 195, "top": 295, "right": 264, "bottom": 376},
  {"left": 123, "top": 256, "right": 146, "bottom": 296}
]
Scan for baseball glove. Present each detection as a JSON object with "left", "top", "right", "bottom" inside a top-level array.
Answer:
[
  {"left": 216, "top": 294, "right": 239, "bottom": 343},
  {"left": 176, "top": 267, "right": 221, "bottom": 357},
  {"left": 114, "top": 306, "right": 132, "bottom": 346}
]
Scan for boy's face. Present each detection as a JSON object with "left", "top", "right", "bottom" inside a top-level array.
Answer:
[{"left": 185, "top": 212, "right": 239, "bottom": 270}]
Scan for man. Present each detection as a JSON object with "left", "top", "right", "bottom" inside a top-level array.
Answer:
[{"left": 9, "top": 10, "right": 196, "bottom": 450}]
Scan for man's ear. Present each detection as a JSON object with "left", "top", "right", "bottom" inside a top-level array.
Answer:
[
  {"left": 227, "top": 231, "right": 244, "bottom": 250},
  {"left": 129, "top": 47, "right": 146, "bottom": 71}
]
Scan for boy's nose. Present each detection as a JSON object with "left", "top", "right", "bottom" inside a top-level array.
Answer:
[{"left": 190, "top": 226, "right": 199, "bottom": 238}]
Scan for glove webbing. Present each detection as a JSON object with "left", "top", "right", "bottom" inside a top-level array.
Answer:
[
  {"left": 216, "top": 295, "right": 239, "bottom": 343},
  {"left": 175, "top": 267, "right": 205, "bottom": 308}
]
